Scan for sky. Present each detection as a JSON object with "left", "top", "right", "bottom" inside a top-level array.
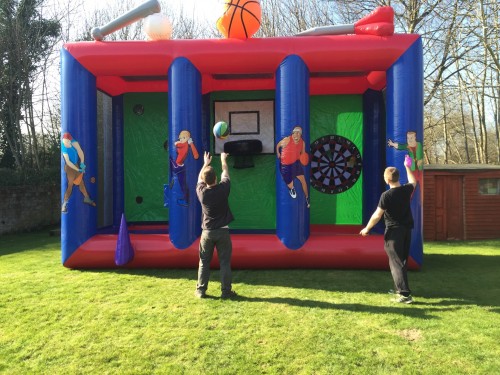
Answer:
[
  {"left": 85, "top": 0, "right": 222, "bottom": 24},
  {"left": 37, "top": 0, "right": 224, "bottom": 111},
  {"left": 70, "top": 0, "right": 224, "bottom": 41}
]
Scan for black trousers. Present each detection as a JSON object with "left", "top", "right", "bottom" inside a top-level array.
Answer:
[{"left": 384, "top": 226, "right": 412, "bottom": 296}]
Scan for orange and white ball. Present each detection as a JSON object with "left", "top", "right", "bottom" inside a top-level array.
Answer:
[{"left": 216, "top": 0, "right": 262, "bottom": 39}]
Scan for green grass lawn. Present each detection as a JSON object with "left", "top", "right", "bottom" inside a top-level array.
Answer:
[{"left": 0, "top": 231, "right": 499, "bottom": 374}]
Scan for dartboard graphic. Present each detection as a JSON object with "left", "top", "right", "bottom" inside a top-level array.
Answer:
[{"left": 310, "top": 135, "right": 363, "bottom": 194}]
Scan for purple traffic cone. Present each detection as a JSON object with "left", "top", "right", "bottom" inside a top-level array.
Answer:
[{"left": 115, "top": 213, "right": 134, "bottom": 266}]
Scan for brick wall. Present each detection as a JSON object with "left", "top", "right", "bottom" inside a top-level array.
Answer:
[{"left": 0, "top": 185, "right": 60, "bottom": 235}]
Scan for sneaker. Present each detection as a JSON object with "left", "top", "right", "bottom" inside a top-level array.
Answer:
[
  {"left": 83, "top": 197, "right": 96, "bottom": 207},
  {"left": 221, "top": 290, "right": 237, "bottom": 299},
  {"left": 392, "top": 295, "right": 413, "bottom": 304},
  {"left": 306, "top": 197, "right": 310, "bottom": 208},
  {"left": 61, "top": 202, "right": 68, "bottom": 213},
  {"left": 289, "top": 188, "right": 297, "bottom": 198},
  {"left": 194, "top": 290, "right": 206, "bottom": 298}
]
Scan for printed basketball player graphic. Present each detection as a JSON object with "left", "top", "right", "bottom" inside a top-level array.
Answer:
[
  {"left": 170, "top": 130, "right": 199, "bottom": 206},
  {"left": 276, "top": 126, "right": 310, "bottom": 208}
]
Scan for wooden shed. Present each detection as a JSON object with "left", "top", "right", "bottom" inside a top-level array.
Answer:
[{"left": 423, "top": 164, "right": 500, "bottom": 241}]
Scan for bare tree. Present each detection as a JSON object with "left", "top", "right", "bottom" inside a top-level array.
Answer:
[
  {"left": 0, "top": 0, "right": 60, "bottom": 170},
  {"left": 11, "top": 0, "right": 499, "bottom": 173}
]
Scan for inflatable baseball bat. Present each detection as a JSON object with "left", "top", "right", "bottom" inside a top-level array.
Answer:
[
  {"left": 296, "top": 6, "right": 394, "bottom": 37},
  {"left": 91, "top": 0, "right": 161, "bottom": 41}
]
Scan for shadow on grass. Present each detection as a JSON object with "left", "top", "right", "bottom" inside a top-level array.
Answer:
[
  {"left": 234, "top": 295, "right": 460, "bottom": 319},
  {"left": 83, "top": 252, "right": 499, "bottom": 311},
  {"left": 0, "top": 227, "right": 59, "bottom": 256},
  {"left": 416, "top": 253, "right": 500, "bottom": 307}
]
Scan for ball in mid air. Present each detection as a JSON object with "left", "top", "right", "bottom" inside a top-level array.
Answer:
[{"left": 213, "top": 121, "right": 230, "bottom": 139}]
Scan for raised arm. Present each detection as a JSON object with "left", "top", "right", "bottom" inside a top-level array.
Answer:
[
  {"left": 221, "top": 152, "right": 230, "bottom": 180},
  {"left": 404, "top": 156, "right": 417, "bottom": 187},
  {"left": 188, "top": 137, "right": 199, "bottom": 159},
  {"left": 197, "top": 151, "right": 211, "bottom": 183}
]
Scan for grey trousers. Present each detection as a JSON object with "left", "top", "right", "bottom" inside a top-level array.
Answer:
[
  {"left": 196, "top": 228, "right": 233, "bottom": 294},
  {"left": 384, "top": 226, "right": 412, "bottom": 296}
]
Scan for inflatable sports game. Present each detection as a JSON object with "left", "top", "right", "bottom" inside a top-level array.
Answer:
[{"left": 60, "top": 3, "right": 423, "bottom": 269}]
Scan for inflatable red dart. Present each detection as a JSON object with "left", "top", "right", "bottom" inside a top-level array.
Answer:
[{"left": 296, "top": 6, "right": 394, "bottom": 37}]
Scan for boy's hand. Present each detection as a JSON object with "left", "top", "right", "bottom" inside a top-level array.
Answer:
[
  {"left": 203, "top": 151, "right": 212, "bottom": 166},
  {"left": 221, "top": 152, "right": 229, "bottom": 163},
  {"left": 404, "top": 155, "right": 412, "bottom": 168}
]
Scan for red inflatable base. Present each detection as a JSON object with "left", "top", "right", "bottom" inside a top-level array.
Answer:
[{"left": 63, "top": 226, "right": 420, "bottom": 270}]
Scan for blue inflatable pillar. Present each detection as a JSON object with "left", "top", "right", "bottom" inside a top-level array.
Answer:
[
  {"left": 168, "top": 57, "right": 203, "bottom": 249},
  {"left": 363, "top": 89, "right": 386, "bottom": 234},
  {"left": 386, "top": 38, "right": 424, "bottom": 266},
  {"left": 60, "top": 49, "right": 98, "bottom": 264},
  {"left": 275, "top": 55, "right": 310, "bottom": 249}
]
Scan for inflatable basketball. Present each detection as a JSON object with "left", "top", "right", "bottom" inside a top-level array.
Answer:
[
  {"left": 213, "top": 121, "right": 230, "bottom": 139},
  {"left": 216, "top": 0, "right": 262, "bottom": 39}
]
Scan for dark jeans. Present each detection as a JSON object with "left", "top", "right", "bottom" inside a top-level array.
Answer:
[
  {"left": 384, "top": 226, "right": 412, "bottom": 296},
  {"left": 197, "top": 228, "right": 233, "bottom": 294}
]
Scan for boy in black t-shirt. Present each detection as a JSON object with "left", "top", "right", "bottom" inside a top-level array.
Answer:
[
  {"left": 195, "top": 151, "right": 236, "bottom": 299},
  {"left": 360, "top": 157, "right": 417, "bottom": 304}
]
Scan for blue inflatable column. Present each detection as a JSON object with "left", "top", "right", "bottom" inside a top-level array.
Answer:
[
  {"left": 168, "top": 57, "right": 203, "bottom": 249},
  {"left": 112, "top": 95, "right": 124, "bottom": 228},
  {"left": 363, "top": 89, "right": 386, "bottom": 234},
  {"left": 275, "top": 55, "right": 310, "bottom": 249},
  {"left": 386, "top": 38, "right": 424, "bottom": 266},
  {"left": 60, "top": 49, "right": 98, "bottom": 264}
]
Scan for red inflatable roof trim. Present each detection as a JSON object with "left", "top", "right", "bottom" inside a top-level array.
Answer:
[{"left": 65, "top": 34, "right": 419, "bottom": 95}]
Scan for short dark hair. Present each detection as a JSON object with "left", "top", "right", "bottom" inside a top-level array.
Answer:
[
  {"left": 202, "top": 166, "right": 216, "bottom": 185},
  {"left": 384, "top": 167, "right": 399, "bottom": 183}
]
